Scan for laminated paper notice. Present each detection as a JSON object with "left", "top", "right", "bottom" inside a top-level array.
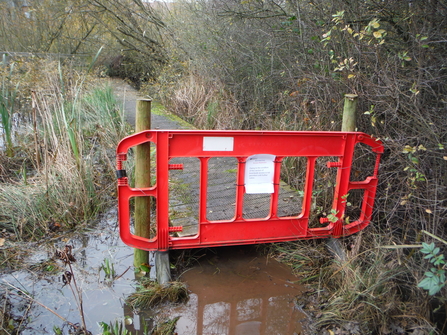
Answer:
[{"left": 244, "top": 154, "right": 276, "bottom": 194}]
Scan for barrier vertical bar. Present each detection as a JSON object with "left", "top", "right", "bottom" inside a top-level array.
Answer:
[
  {"left": 303, "top": 157, "right": 317, "bottom": 220},
  {"left": 156, "top": 132, "right": 171, "bottom": 284},
  {"left": 199, "top": 157, "right": 210, "bottom": 223},
  {"left": 270, "top": 157, "right": 283, "bottom": 218},
  {"left": 235, "top": 158, "right": 246, "bottom": 220}
]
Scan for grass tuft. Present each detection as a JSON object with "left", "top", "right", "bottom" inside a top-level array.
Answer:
[{"left": 126, "top": 279, "right": 188, "bottom": 310}]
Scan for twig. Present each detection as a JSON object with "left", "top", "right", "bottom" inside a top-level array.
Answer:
[
  {"left": 67, "top": 262, "right": 88, "bottom": 333},
  {"left": 0, "top": 289, "right": 8, "bottom": 333},
  {"left": 56, "top": 245, "right": 89, "bottom": 335},
  {"left": 421, "top": 230, "right": 447, "bottom": 245},
  {"left": 114, "top": 266, "right": 131, "bottom": 281}
]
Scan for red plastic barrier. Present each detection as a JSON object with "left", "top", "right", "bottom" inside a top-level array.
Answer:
[{"left": 117, "top": 130, "right": 383, "bottom": 251}]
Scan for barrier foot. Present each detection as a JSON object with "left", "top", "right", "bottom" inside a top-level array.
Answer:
[{"left": 155, "top": 251, "right": 171, "bottom": 285}]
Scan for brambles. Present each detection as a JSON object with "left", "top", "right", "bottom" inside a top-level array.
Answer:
[
  {"left": 417, "top": 232, "right": 447, "bottom": 297},
  {"left": 418, "top": 242, "right": 446, "bottom": 296}
]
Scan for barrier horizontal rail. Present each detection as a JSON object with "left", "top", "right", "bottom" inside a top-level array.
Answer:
[{"left": 117, "top": 130, "right": 383, "bottom": 251}]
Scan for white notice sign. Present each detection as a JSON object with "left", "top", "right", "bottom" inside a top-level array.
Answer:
[
  {"left": 245, "top": 154, "right": 276, "bottom": 194},
  {"left": 203, "top": 137, "right": 234, "bottom": 151}
]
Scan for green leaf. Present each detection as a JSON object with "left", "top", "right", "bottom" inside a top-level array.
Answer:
[
  {"left": 418, "top": 275, "right": 443, "bottom": 296},
  {"left": 440, "top": 273, "right": 446, "bottom": 283},
  {"left": 417, "top": 276, "right": 432, "bottom": 288},
  {"left": 433, "top": 255, "right": 445, "bottom": 266},
  {"left": 422, "top": 242, "right": 435, "bottom": 252}
]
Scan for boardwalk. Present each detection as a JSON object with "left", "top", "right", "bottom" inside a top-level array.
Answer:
[
  {"left": 168, "top": 155, "right": 302, "bottom": 237},
  {"left": 112, "top": 79, "right": 302, "bottom": 239}
]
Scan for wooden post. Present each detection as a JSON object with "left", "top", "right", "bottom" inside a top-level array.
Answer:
[
  {"left": 134, "top": 99, "right": 152, "bottom": 270},
  {"left": 327, "top": 94, "right": 359, "bottom": 262},
  {"left": 342, "top": 94, "right": 358, "bottom": 132}
]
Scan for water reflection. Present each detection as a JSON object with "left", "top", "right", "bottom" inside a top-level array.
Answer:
[
  {"left": 159, "top": 247, "right": 306, "bottom": 335},
  {"left": 0, "top": 208, "right": 138, "bottom": 334},
  {"left": 0, "top": 208, "right": 307, "bottom": 334}
]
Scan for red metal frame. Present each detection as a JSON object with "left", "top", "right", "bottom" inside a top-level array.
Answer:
[{"left": 116, "top": 130, "right": 383, "bottom": 251}]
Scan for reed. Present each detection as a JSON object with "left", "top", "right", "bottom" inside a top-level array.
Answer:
[
  {"left": 0, "top": 55, "right": 19, "bottom": 157},
  {"left": 0, "top": 57, "right": 127, "bottom": 242}
]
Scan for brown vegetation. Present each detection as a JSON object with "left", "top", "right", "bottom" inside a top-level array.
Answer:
[
  {"left": 1, "top": 0, "right": 447, "bottom": 333},
  {"left": 0, "top": 57, "right": 127, "bottom": 241},
  {"left": 142, "top": 0, "right": 447, "bottom": 333}
]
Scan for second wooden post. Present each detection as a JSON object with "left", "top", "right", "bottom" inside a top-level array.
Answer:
[
  {"left": 327, "top": 93, "right": 359, "bottom": 261},
  {"left": 342, "top": 94, "right": 358, "bottom": 132}
]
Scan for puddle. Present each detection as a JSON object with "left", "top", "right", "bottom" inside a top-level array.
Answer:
[
  {"left": 1, "top": 208, "right": 138, "bottom": 334},
  {"left": 167, "top": 247, "right": 307, "bottom": 334},
  {"left": 1, "top": 208, "right": 308, "bottom": 334}
]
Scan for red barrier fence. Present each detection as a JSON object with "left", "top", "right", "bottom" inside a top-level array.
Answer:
[{"left": 117, "top": 130, "right": 383, "bottom": 251}]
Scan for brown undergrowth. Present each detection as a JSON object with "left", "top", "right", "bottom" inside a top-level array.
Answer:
[
  {"left": 268, "top": 231, "right": 437, "bottom": 334},
  {"left": 148, "top": 38, "right": 447, "bottom": 330}
]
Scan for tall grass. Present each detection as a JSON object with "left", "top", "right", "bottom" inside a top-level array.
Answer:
[
  {"left": 0, "top": 55, "right": 19, "bottom": 157},
  {"left": 0, "top": 58, "right": 128, "bottom": 241},
  {"left": 149, "top": 73, "right": 241, "bottom": 130},
  {"left": 269, "top": 232, "right": 436, "bottom": 333}
]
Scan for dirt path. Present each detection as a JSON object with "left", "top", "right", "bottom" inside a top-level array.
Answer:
[{"left": 109, "top": 78, "right": 185, "bottom": 130}]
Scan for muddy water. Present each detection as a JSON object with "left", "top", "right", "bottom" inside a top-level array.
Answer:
[
  {"left": 167, "top": 247, "right": 307, "bottom": 334},
  {"left": 1, "top": 207, "right": 308, "bottom": 334}
]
